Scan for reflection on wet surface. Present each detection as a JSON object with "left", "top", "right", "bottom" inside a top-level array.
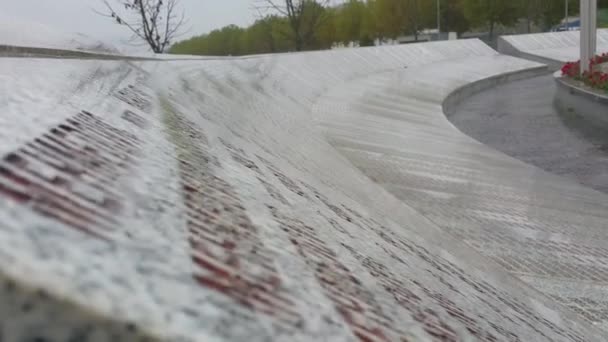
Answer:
[{"left": 449, "top": 74, "right": 608, "bottom": 194}]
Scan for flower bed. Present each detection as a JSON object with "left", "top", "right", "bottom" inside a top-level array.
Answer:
[{"left": 561, "top": 52, "right": 608, "bottom": 92}]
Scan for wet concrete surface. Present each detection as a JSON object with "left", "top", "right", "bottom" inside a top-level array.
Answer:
[{"left": 448, "top": 74, "right": 608, "bottom": 194}]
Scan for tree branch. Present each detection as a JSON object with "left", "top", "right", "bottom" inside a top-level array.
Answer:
[{"left": 97, "top": 0, "right": 185, "bottom": 53}]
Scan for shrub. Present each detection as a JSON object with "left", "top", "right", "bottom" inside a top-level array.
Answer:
[{"left": 562, "top": 52, "right": 608, "bottom": 93}]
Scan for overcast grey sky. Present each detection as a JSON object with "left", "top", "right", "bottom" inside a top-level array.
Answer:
[{"left": 3, "top": 0, "right": 256, "bottom": 45}]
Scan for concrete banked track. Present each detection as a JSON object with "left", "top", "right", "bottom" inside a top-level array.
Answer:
[
  {"left": 1, "top": 39, "right": 608, "bottom": 341},
  {"left": 499, "top": 29, "right": 608, "bottom": 69}
]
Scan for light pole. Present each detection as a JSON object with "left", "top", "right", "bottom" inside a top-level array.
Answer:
[
  {"left": 565, "top": 0, "right": 569, "bottom": 30},
  {"left": 580, "top": 0, "right": 598, "bottom": 74},
  {"left": 437, "top": 0, "right": 441, "bottom": 39}
]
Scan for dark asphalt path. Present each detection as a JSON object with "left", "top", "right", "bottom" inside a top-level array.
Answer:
[{"left": 448, "top": 74, "right": 608, "bottom": 194}]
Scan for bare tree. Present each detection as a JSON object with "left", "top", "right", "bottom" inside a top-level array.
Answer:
[
  {"left": 256, "top": 0, "right": 330, "bottom": 51},
  {"left": 97, "top": 0, "right": 186, "bottom": 53}
]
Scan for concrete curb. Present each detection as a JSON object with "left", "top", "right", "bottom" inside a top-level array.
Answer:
[
  {"left": 443, "top": 64, "right": 549, "bottom": 116},
  {"left": 554, "top": 73, "right": 608, "bottom": 127},
  {"left": 0, "top": 44, "right": 275, "bottom": 62},
  {"left": 0, "top": 44, "right": 159, "bottom": 61}
]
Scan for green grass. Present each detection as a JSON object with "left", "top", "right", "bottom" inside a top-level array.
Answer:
[{"left": 600, "top": 8, "right": 608, "bottom": 28}]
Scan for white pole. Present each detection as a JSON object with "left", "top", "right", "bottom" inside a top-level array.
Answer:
[
  {"left": 437, "top": 0, "right": 441, "bottom": 38},
  {"left": 565, "top": 0, "right": 569, "bottom": 30},
  {"left": 581, "top": 0, "right": 589, "bottom": 74},
  {"left": 591, "top": 0, "right": 597, "bottom": 56},
  {"left": 580, "top": 0, "right": 598, "bottom": 74}
]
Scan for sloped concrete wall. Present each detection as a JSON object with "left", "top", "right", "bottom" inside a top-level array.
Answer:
[
  {"left": 1, "top": 40, "right": 606, "bottom": 341},
  {"left": 554, "top": 73, "right": 608, "bottom": 127},
  {"left": 498, "top": 29, "right": 608, "bottom": 70},
  {"left": 0, "top": 44, "right": 151, "bottom": 60}
]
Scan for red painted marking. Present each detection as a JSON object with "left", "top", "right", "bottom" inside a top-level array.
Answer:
[
  {"left": 169, "top": 114, "right": 302, "bottom": 328},
  {"left": 121, "top": 110, "right": 147, "bottom": 128},
  {"left": 115, "top": 85, "right": 151, "bottom": 111},
  {"left": 223, "top": 141, "right": 589, "bottom": 341},
  {"left": 268, "top": 206, "right": 409, "bottom": 341},
  {"left": 0, "top": 111, "right": 140, "bottom": 239},
  {"left": 362, "top": 216, "right": 587, "bottom": 342}
]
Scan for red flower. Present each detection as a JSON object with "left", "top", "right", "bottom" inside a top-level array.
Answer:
[{"left": 561, "top": 54, "right": 608, "bottom": 93}]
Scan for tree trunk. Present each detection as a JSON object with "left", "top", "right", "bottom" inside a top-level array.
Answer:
[
  {"left": 294, "top": 34, "right": 303, "bottom": 51},
  {"left": 489, "top": 21, "right": 495, "bottom": 42}
]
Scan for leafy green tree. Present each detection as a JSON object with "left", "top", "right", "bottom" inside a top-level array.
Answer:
[
  {"left": 360, "top": 0, "right": 378, "bottom": 43},
  {"left": 259, "top": 0, "right": 329, "bottom": 51},
  {"left": 335, "top": 0, "right": 366, "bottom": 43},
  {"left": 374, "top": 0, "right": 408, "bottom": 39},
  {"left": 517, "top": 0, "right": 544, "bottom": 32},
  {"left": 408, "top": 0, "right": 436, "bottom": 40},
  {"left": 245, "top": 17, "right": 278, "bottom": 54},
  {"left": 464, "top": 0, "right": 519, "bottom": 40},
  {"left": 373, "top": 0, "right": 436, "bottom": 41},
  {"left": 315, "top": 7, "right": 338, "bottom": 48},
  {"left": 270, "top": 16, "right": 296, "bottom": 51},
  {"left": 440, "top": 0, "right": 470, "bottom": 35},
  {"left": 175, "top": 0, "right": 608, "bottom": 56},
  {"left": 299, "top": 0, "right": 329, "bottom": 49}
]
